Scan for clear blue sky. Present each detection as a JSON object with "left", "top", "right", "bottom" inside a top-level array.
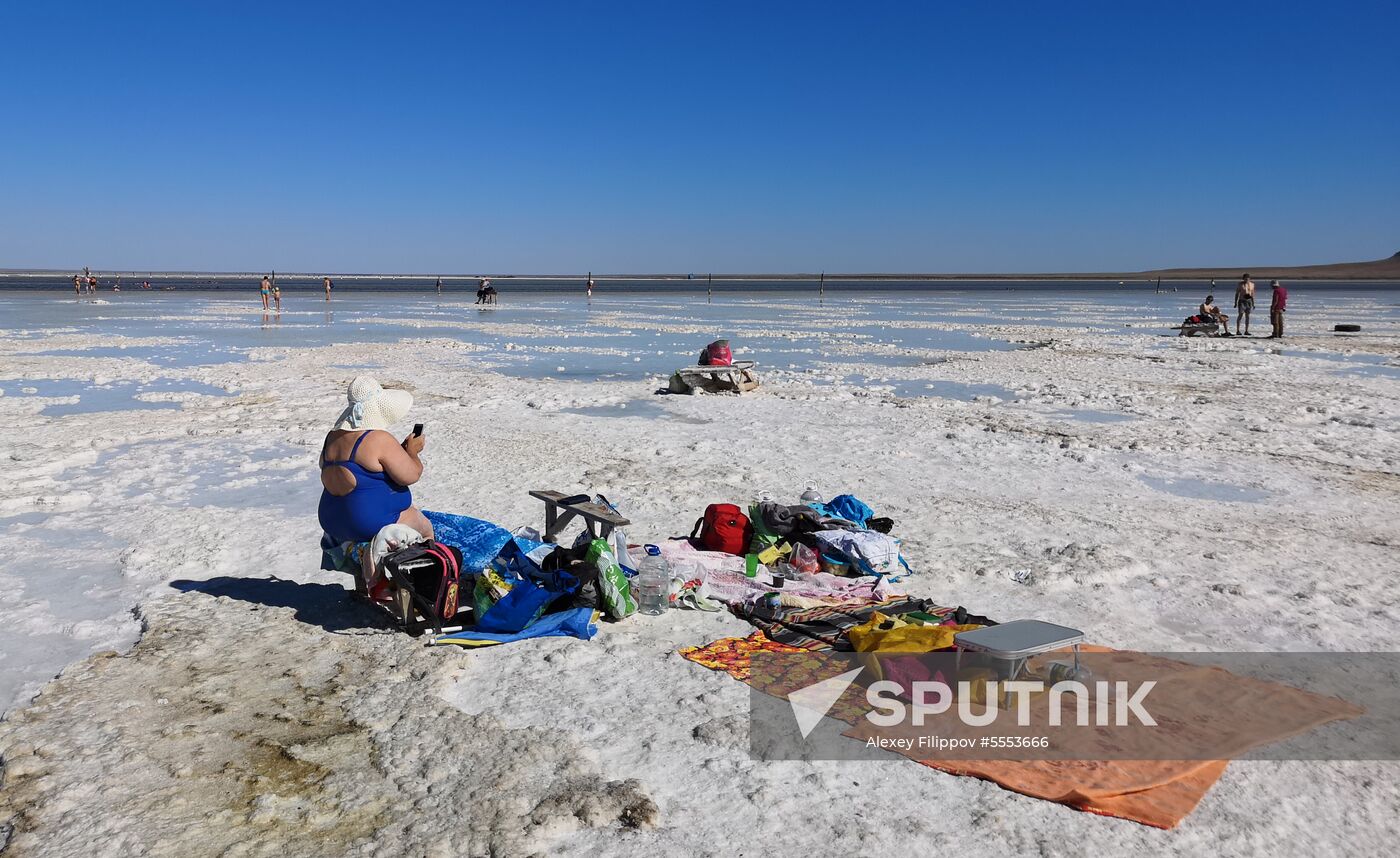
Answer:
[{"left": 2, "top": 0, "right": 1396, "bottom": 273}]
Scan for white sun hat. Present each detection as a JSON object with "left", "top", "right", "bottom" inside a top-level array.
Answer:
[{"left": 334, "top": 376, "right": 413, "bottom": 431}]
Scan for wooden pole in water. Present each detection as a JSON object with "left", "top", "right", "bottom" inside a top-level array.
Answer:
[
  {"left": 707, "top": 272, "right": 712, "bottom": 302},
  {"left": 819, "top": 271, "right": 825, "bottom": 301}
]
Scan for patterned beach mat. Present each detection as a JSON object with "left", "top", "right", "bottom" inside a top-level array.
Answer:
[{"left": 679, "top": 633, "right": 1227, "bottom": 829}]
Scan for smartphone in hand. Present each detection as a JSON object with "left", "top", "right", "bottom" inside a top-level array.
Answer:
[{"left": 404, "top": 423, "right": 425, "bottom": 452}]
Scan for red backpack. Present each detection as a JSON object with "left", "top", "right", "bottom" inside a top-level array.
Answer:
[
  {"left": 698, "top": 339, "right": 733, "bottom": 367},
  {"left": 690, "top": 503, "right": 752, "bottom": 555}
]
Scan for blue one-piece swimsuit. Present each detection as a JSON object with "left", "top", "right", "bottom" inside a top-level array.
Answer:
[{"left": 318, "top": 431, "right": 412, "bottom": 544}]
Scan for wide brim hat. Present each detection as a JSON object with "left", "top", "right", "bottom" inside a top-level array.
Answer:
[{"left": 334, "top": 375, "right": 413, "bottom": 431}]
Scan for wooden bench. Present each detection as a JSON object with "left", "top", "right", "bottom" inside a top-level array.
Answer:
[
  {"left": 530, "top": 490, "right": 631, "bottom": 542},
  {"left": 668, "top": 360, "right": 761, "bottom": 394}
]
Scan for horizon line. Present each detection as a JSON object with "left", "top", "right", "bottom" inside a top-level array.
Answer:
[
  {"left": 0, "top": 272, "right": 1342, "bottom": 282},
  {"left": 2, "top": 251, "right": 1397, "bottom": 282}
]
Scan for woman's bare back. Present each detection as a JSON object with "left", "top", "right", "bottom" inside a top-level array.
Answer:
[{"left": 320, "top": 430, "right": 388, "bottom": 496}]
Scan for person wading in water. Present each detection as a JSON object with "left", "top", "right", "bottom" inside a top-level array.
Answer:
[{"left": 1234, "top": 273, "right": 1256, "bottom": 336}]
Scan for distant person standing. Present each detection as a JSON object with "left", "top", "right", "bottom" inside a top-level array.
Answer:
[
  {"left": 272, "top": 282, "right": 282, "bottom": 311},
  {"left": 324, "top": 276, "right": 333, "bottom": 301},
  {"left": 260, "top": 275, "right": 272, "bottom": 310},
  {"left": 1234, "top": 274, "right": 1256, "bottom": 336},
  {"left": 586, "top": 277, "right": 594, "bottom": 299},
  {"left": 1268, "top": 280, "right": 1288, "bottom": 339},
  {"left": 435, "top": 276, "right": 442, "bottom": 296},
  {"left": 87, "top": 275, "right": 98, "bottom": 294},
  {"left": 73, "top": 275, "right": 82, "bottom": 296}
]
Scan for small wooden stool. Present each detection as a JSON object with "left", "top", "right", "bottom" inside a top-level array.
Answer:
[{"left": 530, "top": 490, "right": 631, "bottom": 542}]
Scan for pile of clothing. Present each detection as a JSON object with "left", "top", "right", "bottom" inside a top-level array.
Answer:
[
  {"left": 657, "top": 492, "right": 915, "bottom": 618},
  {"left": 689, "top": 493, "right": 906, "bottom": 574}
]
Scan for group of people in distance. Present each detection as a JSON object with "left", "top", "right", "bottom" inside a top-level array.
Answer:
[
  {"left": 72, "top": 270, "right": 151, "bottom": 295},
  {"left": 475, "top": 277, "right": 498, "bottom": 304},
  {"left": 252, "top": 274, "right": 508, "bottom": 307},
  {"left": 1198, "top": 273, "right": 1288, "bottom": 338},
  {"left": 258, "top": 275, "right": 282, "bottom": 310},
  {"left": 258, "top": 275, "right": 335, "bottom": 310}
]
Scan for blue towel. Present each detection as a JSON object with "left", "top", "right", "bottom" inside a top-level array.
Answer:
[
  {"left": 422, "top": 510, "right": 514, "bottom": 571},
  {"left": 433, "top": 607, "right": 598, "bottom": 647}
]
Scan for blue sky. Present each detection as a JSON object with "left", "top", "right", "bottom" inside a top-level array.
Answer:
[{"left": 2, "top": 1, "right": 1396, "bottom": 273}]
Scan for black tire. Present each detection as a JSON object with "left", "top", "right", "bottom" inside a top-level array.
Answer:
[{"left": 1334, "top": 324, "right": 1361, "bottom": 333}]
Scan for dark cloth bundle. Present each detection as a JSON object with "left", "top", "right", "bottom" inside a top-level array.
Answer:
[{"left": 754, "top": 501, "right": 826, "bottom": 537}]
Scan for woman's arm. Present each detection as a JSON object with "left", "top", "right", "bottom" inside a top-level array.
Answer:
[{"left": 375, "top": 431, "right": 425, "bottom": 486}]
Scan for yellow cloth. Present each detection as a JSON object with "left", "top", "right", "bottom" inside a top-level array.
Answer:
[{"left": 848, "top": 611, "right": 983, "bottom": 653}]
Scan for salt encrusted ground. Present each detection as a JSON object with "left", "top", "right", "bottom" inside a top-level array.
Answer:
[{"left": 1, "top": 300, "right": 1397, "bottom": 856}]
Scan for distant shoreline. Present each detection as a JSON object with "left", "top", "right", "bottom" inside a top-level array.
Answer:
[
  {"left": 1, "top": 274, "right": 1397, "bottom": 284},
  {"left": 3, "top": 252, "right": 1397, "bottom": 283},
  {"left": 4, "top": 277, "right": 1398, "bottom": 294}
]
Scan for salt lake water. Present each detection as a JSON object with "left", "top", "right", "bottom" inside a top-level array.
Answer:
[
  {"left": 3, "top": 282, "right": 1397, "bottom": 397},
  {"left": 0, "top": 377, "right": 229, "bottom": 416}
]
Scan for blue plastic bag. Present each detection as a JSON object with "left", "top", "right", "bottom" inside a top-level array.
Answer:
[
  {"left": 805, "top": 494, "right": 876, "bottom": 528},
  {"left": 475, "top": 538, "right": 579, "bottom": 633}
]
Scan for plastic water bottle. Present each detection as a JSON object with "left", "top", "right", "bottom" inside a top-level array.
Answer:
[
  {"left": 800, "top": 481, "right": 823, "bottom": 503},
  {"left": 637, "top": 545, "right": 670, "bottom": 616}
]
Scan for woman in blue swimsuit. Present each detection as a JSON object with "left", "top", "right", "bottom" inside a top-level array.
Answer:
[{"left": 318, "top": 376, "right": 433, "bottom": 544}]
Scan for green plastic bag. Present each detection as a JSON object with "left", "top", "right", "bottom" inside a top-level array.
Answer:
[{"left": 586, "top": 538, "right": 637, "bottom": 619}]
